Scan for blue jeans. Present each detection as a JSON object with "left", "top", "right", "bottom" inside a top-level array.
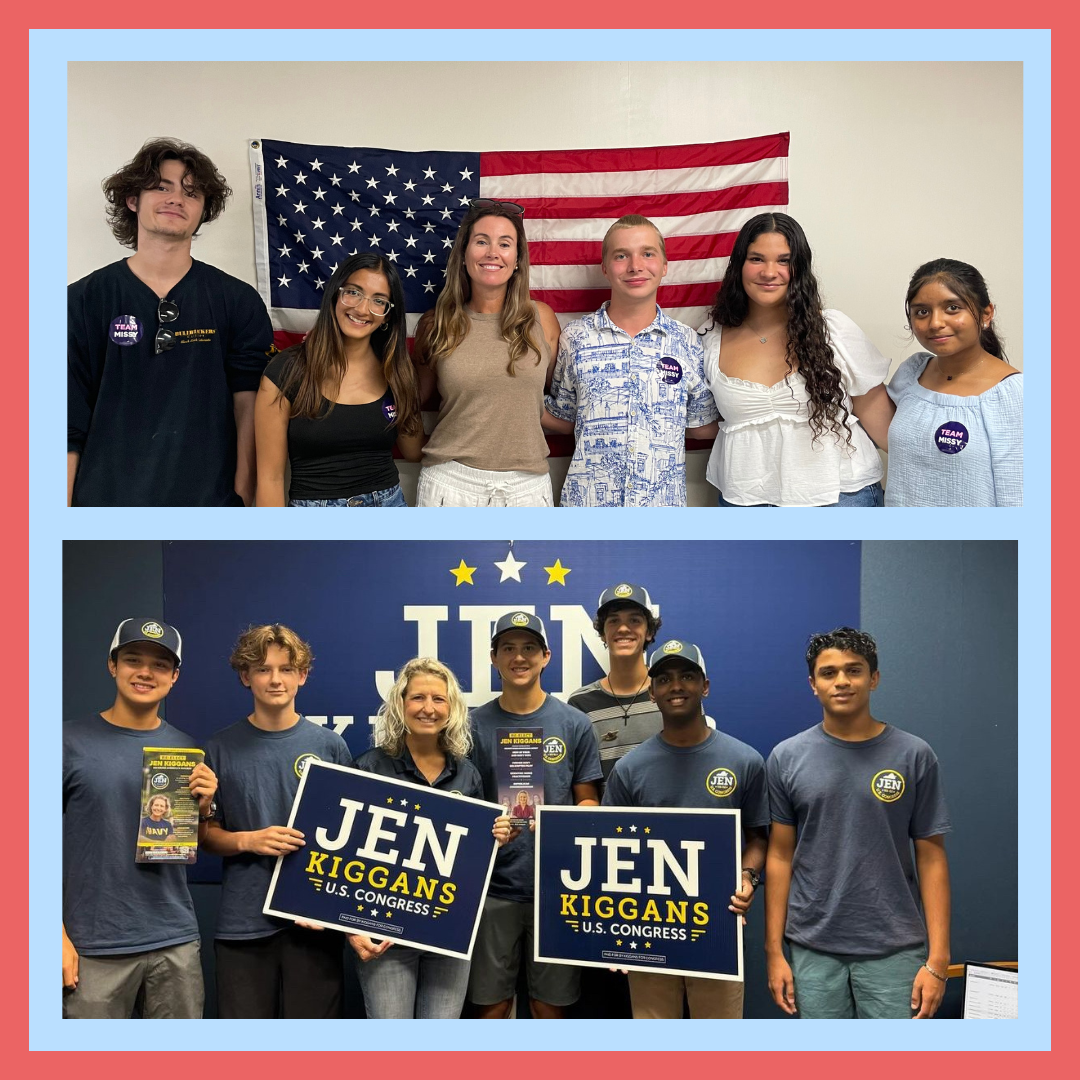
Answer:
[
  {"left": 357, "top": 945, "right": 470, "bottom": 1018},
  {"left": 718, "top": 482, "right": 884, "bottom": 507},
  {"left": 289, "top": 483, "right": 407, "bottom": 507},
  {"left": 789, "top": 942, "right": 925, "bottom": 1018}
]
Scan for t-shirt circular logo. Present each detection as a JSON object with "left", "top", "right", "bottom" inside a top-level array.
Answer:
[
  {"left": 871, "top": 769, "right": 906, "bottom": 802},
  {"left": 935, "top": 423, "right": 969, "bottom": 454},
  {"left": 663, "top": 640, "right": 684, "bottom": 654},
  {"left": 657, "top": 357, "right": 683, "bottom": 384},
  {"left": 382, "top": 400, "right": 397, "bottom": 423},
  {"left": 705, "top": 767, "right": 738, "bottom": 798},
  {"left": 294, "top": 753, "right": 322, "bottom": 779},
  {"left": 151, "top": 772, "right": 170, "bottom": 790},
  {"left": 109, "top": 315, "right": 143, "bottom": 346},
  {"left": 141, "top": 621, "right": 165, "bottom": 639},
  {"left": 542, "top": 737, "right": 566, "bottom": 764},
  {"left": 511, "top": 612, "right": 530, "bottom": 627},
  {"left": 614, "top": 584, "right": 634, "bottom": 598}
]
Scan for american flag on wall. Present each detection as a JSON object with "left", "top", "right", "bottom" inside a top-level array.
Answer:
[{"left": 248, "top": 133, "right": 789, "bottom": 349}]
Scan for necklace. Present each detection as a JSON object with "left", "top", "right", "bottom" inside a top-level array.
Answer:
[
  {"left": 942, "top": 356, "right": 987, "bottom": 381},
  {"left": 603, "top": 673, "right": 650, "bottom": 728},
  {"left": 743, "top": 321, "right": 780, "bottom": 344}
]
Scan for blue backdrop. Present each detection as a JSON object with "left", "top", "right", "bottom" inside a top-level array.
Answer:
[{"left": 162, "top": 540, "right": 859, "bottom": 883}]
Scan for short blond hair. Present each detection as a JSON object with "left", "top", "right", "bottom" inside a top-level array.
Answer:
[
  {"left": 372, "top": 657, "right": 472, "bottom": 760},
  {"left": 228, "top": 624, "right": 314, "bottom": 679},
  {"left": 601, "top": 215, "right": 667, "bottom": 263}
]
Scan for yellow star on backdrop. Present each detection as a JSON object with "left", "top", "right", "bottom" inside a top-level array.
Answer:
[
  {"left": 544, "top": 558, "right": 571, "bottom": 585},
  {"left": 450, "top": 559, "right": 477, "bottom": 586}
]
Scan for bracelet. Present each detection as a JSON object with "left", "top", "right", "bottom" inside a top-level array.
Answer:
[
  {"left": 923, "top": 962, "right": 948, "bottom": 983},
  {"left": 198, "top": 814, "right": 214, "bottom": 822}
]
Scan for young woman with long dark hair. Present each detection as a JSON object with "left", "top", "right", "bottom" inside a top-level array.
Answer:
[
  {"left": 698, "top": 213, "right": 893, "bottom": 506},
  {"left": 254, "top": 253, "right": 423, "bottom": 506},
  {"left": 412, "top": 200, "right": 561, "bottom": 506},
  {"left": 885, "top": 259, "right": 1021, "bottom": 506}
]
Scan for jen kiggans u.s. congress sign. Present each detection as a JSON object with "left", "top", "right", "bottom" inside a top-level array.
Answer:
[
  {"left": 264, "top": 762, "right": 502, "bottom": 958},
  {"left": 534, "top": 806, "right": 742, "bottom": 980}
]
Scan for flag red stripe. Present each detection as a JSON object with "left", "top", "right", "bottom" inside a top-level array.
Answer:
[
  {"left": 532, "top": 281, "right": 720, "bottom": 313},
  {"left": 517, "top": 181, "right": 788, "bottom": 222},
  {"left": 480, "top": 133, "right": 789, "bottom": 177},
  {"left": 529, "top": 231, "right": 738, "bottom": 267}
]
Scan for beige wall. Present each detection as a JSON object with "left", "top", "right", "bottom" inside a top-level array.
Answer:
[{"left": 68, "top": 61, "right": 1023, "bottom": 504}]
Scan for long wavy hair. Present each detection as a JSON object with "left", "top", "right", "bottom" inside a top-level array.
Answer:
[
  {"left": 415, "top": 204, "right": 543, "bottom": 376},
  {"left": 273, "top": 254, "right": 421, "bottom": 435},
  {"left": 102, "top": 138, "right": 231, "bottom": 250},
  {"left": 905, "top": 258, "right": 1007, "bottom": 361},
  {"left": 372, "top": 657, "right": 472, "bottom": 760},
  {"left": 706, "top": 212, "right": 851, "bottom": 447}
]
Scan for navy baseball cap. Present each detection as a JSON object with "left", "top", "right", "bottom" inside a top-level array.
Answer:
[
  {"left": 647, "top": 639, "right": 707, "bottom": 678},
  {"left": 491, "top": 611, "right": 548, "bottom": 649},
  {"left": 109, "top": 618, "right": 183, "bottom": 667},
  {"left": 596, "top": 582, "right": 653, "bottom": 616}
]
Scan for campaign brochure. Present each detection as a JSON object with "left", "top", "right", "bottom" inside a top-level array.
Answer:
[
  {"left": 496, "top": 727, "right": 544, "bottom": 824},
  {"left": 136, "top": 747, "right": 205, "bottom": 864}
]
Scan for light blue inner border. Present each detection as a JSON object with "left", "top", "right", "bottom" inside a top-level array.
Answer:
[{"left": 34, "top": 27, "right": 1049, "bottom": 1052}]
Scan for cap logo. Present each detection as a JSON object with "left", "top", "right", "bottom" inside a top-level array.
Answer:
[
  {"left": 141, "top": 621, "right": 165, "bottom": 639},
  {"left": 662, "top": 640, "right": 683, "bottom": 654},
  {"left": 614, "top": 584, "right": 633, "bottom": 598},
  {"left": 511, "top": 612, "right": 530, "bottom": 627}
]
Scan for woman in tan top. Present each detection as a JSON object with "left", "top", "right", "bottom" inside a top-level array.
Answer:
[{"left": 412, "top": 199, "right": 561, "bottom": 506}]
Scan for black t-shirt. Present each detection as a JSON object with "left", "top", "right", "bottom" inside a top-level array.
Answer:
[
  {"left": 263, "top": 349, "right": 400, "bottom": 500},
  {"left": 68, "top": 259, "right": 273, "bottom": 506}
]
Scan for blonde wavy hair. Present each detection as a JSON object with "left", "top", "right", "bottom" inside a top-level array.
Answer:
[
  {"left": 414, "top": 204, "right": 543, "bottom": 377},
  {"left": 373, "top": 657, "right": 472, "bottom": 760}
]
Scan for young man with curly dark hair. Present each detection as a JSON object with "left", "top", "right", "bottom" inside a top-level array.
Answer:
[
  {"left": 68, "top": 138, "right": 274, "bottom": 506},
  {"left": 765, "top": 628, "right": 952, "bottom": 1019}
]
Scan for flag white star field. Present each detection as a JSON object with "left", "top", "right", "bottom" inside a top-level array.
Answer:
[{"left": 248, "top": 133, "right": 789, "bottom": 345}]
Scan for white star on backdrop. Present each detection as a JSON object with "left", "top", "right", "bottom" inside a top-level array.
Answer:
[{"left": 494, "top": 551, "right": 527, "bottom": 582}]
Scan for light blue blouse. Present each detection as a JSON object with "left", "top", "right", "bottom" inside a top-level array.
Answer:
[{"left": 885, "top": 353, "right": 1022, "bottom": 507}]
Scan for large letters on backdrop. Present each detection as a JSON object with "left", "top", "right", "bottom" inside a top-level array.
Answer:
[
  {"left": 265, "top": 762, "right": 502, "bottom": 959},
  {"left": 534, "top": 806, "right": 743, "bottom": 980}
]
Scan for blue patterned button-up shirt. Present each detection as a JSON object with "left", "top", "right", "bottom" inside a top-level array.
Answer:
[{"left": 546, "top": 303, "right": 719, "bottom": 507}]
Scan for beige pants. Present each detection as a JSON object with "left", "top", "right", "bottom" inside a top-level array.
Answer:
[{"left": 627, "top": 970, "right": 744, "bottom": 1019}]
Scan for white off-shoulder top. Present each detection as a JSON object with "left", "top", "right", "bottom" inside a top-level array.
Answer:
[{"left": 698, "top": 309, "right": 890, "bottom": 506}]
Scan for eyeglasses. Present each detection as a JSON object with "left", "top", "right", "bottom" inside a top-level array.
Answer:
[
  {"left": 155, "top": 297, "right": 179, "bottom": 355},
  {"left": 338, "top": 286, "right": 392, "bottom": 316},
  {"left": 469, "top": 198, "right": 524, "bottom": 217}
]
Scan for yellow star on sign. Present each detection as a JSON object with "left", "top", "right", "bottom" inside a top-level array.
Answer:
[
  {"left": 450, "top": 559, "right": 477, "bottom": 586},
  {"left": 645, "top": 942, "right": 652, "bottom": 949},
  {"left": 615, "top": 825, "right": 623, "bottom": 833},
  {"left": 543, "top": 558, "right": 571, "bottom": 585},
  {"left": 386, "top": 796, "right": 394, "bottom": 804},
  {"left": 644, "top": 826, "right": 651, "bottom": 834},
  {"left": 414, "top": 803, "right": 421, "bottom": 810}
]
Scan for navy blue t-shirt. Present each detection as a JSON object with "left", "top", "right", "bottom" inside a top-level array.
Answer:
[
  {"left": 63, "top": 715, "right": 200, "bottom": 955},
  {"left": 206, "top": 715, "right": 353, "bottom": 939},
  {"left": 68, "top": 258, "right": 273, "bottom": 506},
  {"left": 468, "top": 695, "right": 602, "bottom": 902}
]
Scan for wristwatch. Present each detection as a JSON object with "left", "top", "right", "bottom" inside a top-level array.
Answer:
[{"left": 741, "top": 867, "right": 761, "bottom": 890}]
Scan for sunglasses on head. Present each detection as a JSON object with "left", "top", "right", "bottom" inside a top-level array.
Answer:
[
  {"left": 155, "top": 297, "right": 179, "bottom": 356},
  {"left": 469, "top": 198, "right": 524, "bottom": 217}
]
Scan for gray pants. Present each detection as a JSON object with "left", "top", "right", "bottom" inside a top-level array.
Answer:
[{"left": 62, "top": 939, "right": 203, "bottom": 1018}]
